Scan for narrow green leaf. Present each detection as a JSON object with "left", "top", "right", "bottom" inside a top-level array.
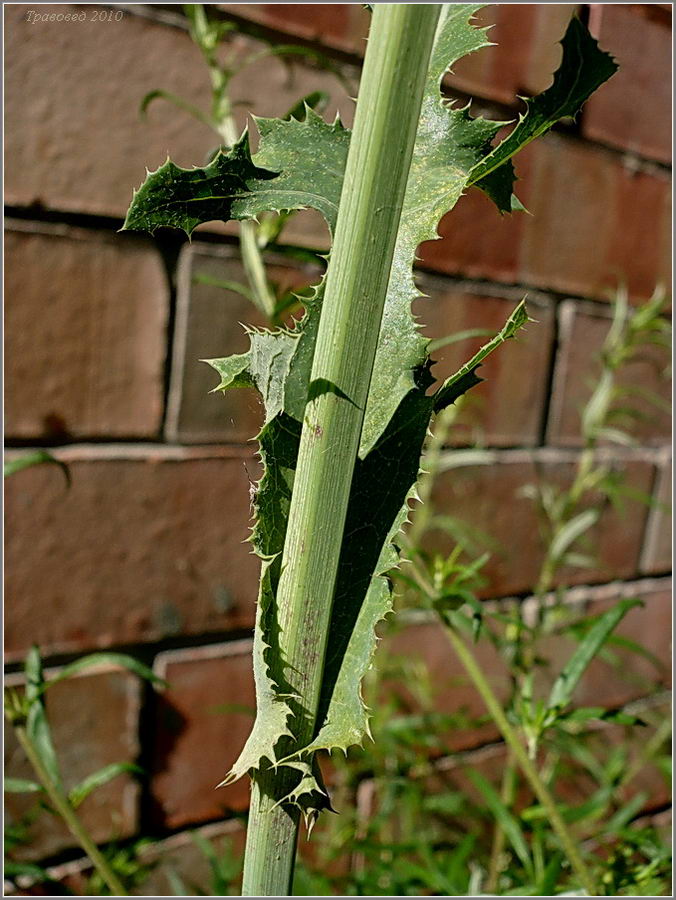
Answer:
[
  {"left": 550, "top": 509, "right": 600, "bottom": 564},
  {"left": 4, "top": 777, "right": 43, "bottom": 794},
  {"left": 434, "top": 300, "right": 530, "bottom": 410},
  {"left": 547, "top": 597, "right": 643, "bottom": 712},
  {"left": 139, "top": 88, "right": 213, "bottom": 128},
  {"left": 24, "top": 646, "right": 62, "bottom": 790},
  {"left": 68, "top": 762, "right": 143, "bottom": 809},
  {"left": 466, "top": 769, "right": 533, "bottom": 875},
  {"left": 4, "top": 450, "right": 70, "bottom": 486},
  {"left": 47, "top": 652, "right": 166, "bottom": 689}
]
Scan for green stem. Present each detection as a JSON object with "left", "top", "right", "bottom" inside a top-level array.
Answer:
[
  {"left": 13, "top": 726, "right": 127, "bottom": 896},
  {"left": 441, "top": 622, "right": 598, "bottom": 896},
  {"left": 241, "top": 5, "right": 442, "bottom": 895},
  {"left": 486, "top": 751, "right": 517, "bottom": 894}
]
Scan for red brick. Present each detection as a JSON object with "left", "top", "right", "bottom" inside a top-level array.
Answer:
[
  {"left": 137, "top": 819, "right": 246, "bottom": 895},
  {"left": 584, "top": 6, "right": 671, "bottom": 163},
  {"left": 4, "top": 664, "right": 141, "bottom": 861},
  {"left": 607, "top": 163, "right": 673, "bottom": 301},
  {"left": 384, "top": 619, "right": 506, "bottom": 751},
  {"left": 519, "top": 136, "right": 670, "bottom": 302},
  {"left": 4, "top": 222, "right": 167, "bottom": 441},
  {"left": 166, "top": 243, "right": 323, "bottom": 443},
  {"left": 546, "top": 301, "right": 671, "bottom": 447},
  {"left": 640, "top": 457, "right": 672, "bottom": 575},
  {"left": 150, "top": 641, "right": 254, "bottom": 829},
  {"left": 4, "top": 448, "right": 260, "bottom": 660},
  {"left": 220, "top": 3, "right": 369, "bottom": 56},
  {"left": 451, "top": 5, "right": 580, "bottom": 104},
  {"left": 428, "top": 450, "right": 654, "bottom": 597},
  {"left": 4, "top": 4, "right": 354, "bottom": 219},
  {"left": 419, "top": 285, "right": 554, "bottom": 446}
]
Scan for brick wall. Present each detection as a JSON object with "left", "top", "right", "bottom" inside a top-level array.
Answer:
[{"left": 4, "top": 2, "right": 671, "bottom": 877}]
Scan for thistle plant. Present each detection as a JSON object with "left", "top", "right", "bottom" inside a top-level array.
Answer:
[{"left": 124, "top": 4, "right": 616, "bottom": 893}]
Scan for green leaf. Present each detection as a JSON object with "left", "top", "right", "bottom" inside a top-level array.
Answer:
[
  {"left": 466, "top": 769, "right": 533, "bottom": 875},
  {"left": 47, "top": 652, "right": 166, "bottom": 689},
  {"left": 549, "top": 508, "right": 600, "bottom": 564},
  {"left": 434, "top": 300, "right": 530, "bottom": 411},
  {"left": 24, "top": 646, "right": 62, "bottom": 790},
  {"left": 139, "top": 88, "right": 213, "bottom": 128},
  {"left": 4, "top": 777, "right": 43, "bottom": 794},
  {"left": 469, "top": 15, "right": 618, "bottom": 211},
  {"left": 547, "top": 597, "right": 643, "bottom": 712},
  {"left": 123, "top": 133, "right": 278, "bottom": 236},
  {"left": 4, "top": 450, "right": 70, "bottom": 486},
  {"left": 68, "top": 762, "right": 143, "bottom": 809}
]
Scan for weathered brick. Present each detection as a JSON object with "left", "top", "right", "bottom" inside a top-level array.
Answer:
[
  {"left": 583, "top": 5, "right": 671, "bottom": 163},
  {"left": 384, "top": 618, "right": 505, "bottom": 751},
  {"left": 427, "top": 449, "right": 655, "bottom": 598},
  {"left": 4, "top": 222, "right": 167, "bottom": 440},
  {"left": 546, "top": 301, "right": 671, "bottom": 447},
  {"left": 225, "top": 5, "right": 579, "bottom": 109},
  {"left": 519, "top": 136, "right": 670, "bottom": 301},
  {"left": 640, "top": 456, "right": 672, "bottom": 575},
  {"left": 420, "top": 284, "right": 554, "bottom": 446},
  {"left": 4, "top": 447, "right": 260, "bottom": 660},
  {"left": 451, "top": 5, "right": 580, "bottom": 104},
  {"left": 4, "top": 664, "right": 141, "bottom": 861},
  {"left": 166, "top": 242, "right": 323, "bottom": 443},
  {"left": 4, "top": 4, "right": 354, "bottom": 219},
  {"left": 220, "top": 3, "right": 369, "bottom": 56},
  {"left": 135, "top": 819, "right": 246, "bottom": 896},
  {"left": 149, "top": 641, "right": 254, "bottom": 829}
]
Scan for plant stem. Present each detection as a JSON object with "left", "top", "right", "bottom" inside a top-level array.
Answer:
[
  {"left": 441, "top": 622, "right": 598, "bottom": 896},
  {"left": 241, "top": 5, "right": 442, "bottom": 895},
  {"left": 486, "top": 750, "right": 517, "bottom": 894},
  {"left": 13, "top": 726, "right": 127, "bottom": 896}
]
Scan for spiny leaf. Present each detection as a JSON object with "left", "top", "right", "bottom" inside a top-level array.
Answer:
[
  {"left": 469, "top": 15, "right": 619, "bottom": 212},
  {"left": 123, "top": 133, "right": 276, "bottom": 236}
]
